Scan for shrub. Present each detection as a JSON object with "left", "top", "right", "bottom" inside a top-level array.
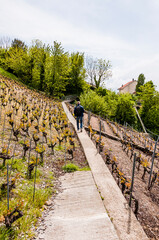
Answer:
[{"left": 62, "top": 163, "right": 79, "bottom": 172}]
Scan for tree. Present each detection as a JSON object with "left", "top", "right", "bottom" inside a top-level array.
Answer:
[
  {"left": 136, "top": 73, "right": 145, "bottom": 94},
  {"left": 0, "top": 36, "right": 11, "bottom": 49},
  {"left": 29, "top": 40, "right": 46, "bottom": 90},
  {"left": 66, "top": 52, "right": 86, "bottom": 94},
  {"left": 5, "top": 46, "right": 30, "bottom": 82},
  {"left": 115, "top": 93, "right": 136, "bottom": 125},
  {"left": 11, "top": 39, "right": 27, "bottom": 51},
  {"left": 138, "top": 81, "right": 158, "bottom": 133},
  {"left": 95, "top": 87, "right": 107, "bottom": 96},
  {"left": 144, "top": 95, "right": 159, "bottom": 135},
  {"left": 80, "top": 90, "right": 109, "bottom": 116},
  {"left": 85, "top": 56, "right": 112, "bottom": 88},
  {"left": 0, "top": 37, "right": 11, "bottom": 69},
  {"left": 45, "top": 41, "right": 69, "bottom": 97}
]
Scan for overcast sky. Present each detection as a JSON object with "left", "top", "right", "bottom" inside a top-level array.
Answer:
[{"left": 0, "top": 0, "right": 159, "bottom": 91}]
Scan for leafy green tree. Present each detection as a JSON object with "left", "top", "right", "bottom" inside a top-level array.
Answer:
[
  {"left": 0, "top": 48, "right": 7, "bottom": 68},
  {"left": 45, "top": 41, "right": 69, "bottom": 97},
  {"left": 95, "top": 87, "right": 108, "bottom": 97},
  {"left": 144, "top": 95, "right": 159, "bottom": 135},
  {"left": 29, "top": 40, "right": 46, "bottom": 90},
  {"left": 5, "top": 46, "right": 30, "bottom": 82},
  {"left": 138, "top": 81, "right": 159, "bottom": 133},
  {"left": 86, "top": 56, "right": 112, "bottom": 88},
  {"left": 80, "top": 90, "right": 109, "bottom": 116},
  {"left": 66, "top": 52, "right": 85, "bottom": 94},
  {"left": 138, "top": 81, "right": 155, "bottom": 115},
  {"left": 136, "top": 73, "right": 145, "bottom": 94},
  {"left": 104, "top": 90, "right": 118, "bottom": 119},
  {"left": 115, "top": 93, "right": 136, "bottom": 125}
]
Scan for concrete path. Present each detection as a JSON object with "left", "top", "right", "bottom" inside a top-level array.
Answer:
[
  {"left": 62, "top": 102, "right": 149, "bottom": 240},
  {"left": 38, "top": 171, "right": 119, "bottom": 240}
]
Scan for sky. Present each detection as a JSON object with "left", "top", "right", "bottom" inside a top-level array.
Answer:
[{"left": 0, "top": 0, "right": 159, "bottom": 91}]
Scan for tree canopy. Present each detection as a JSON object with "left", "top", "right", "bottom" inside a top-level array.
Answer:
[
  {"left": 0, "top": 39, "right": 86, "bottom": 97},
  {"left": 85, "top": 56, "right": 112, "bottom": 88},
  {"left": 136, "top": 73, "right": 145, "bottom": 94}
]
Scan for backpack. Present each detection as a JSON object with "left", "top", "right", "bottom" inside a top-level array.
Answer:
[{"left": 75, "top": 105, "right": 82, "bottom": 116}]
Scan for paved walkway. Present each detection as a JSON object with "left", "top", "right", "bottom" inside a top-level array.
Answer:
[
  {"left": 62, "top": 102, "right": 148, "bottom": 240},
  {"left": 39, "top": 171, "right": 119, "bottom": 240}
]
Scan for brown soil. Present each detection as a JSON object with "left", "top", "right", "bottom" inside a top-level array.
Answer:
[{"left": 82, "top": 111, "right": 159, "bottom": 240}]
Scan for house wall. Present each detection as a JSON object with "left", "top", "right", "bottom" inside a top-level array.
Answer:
[{"left": 119, "top": 81, "right": 137, "bottom": 94}]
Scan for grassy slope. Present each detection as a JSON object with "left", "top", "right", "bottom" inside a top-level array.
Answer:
[{"left": 0, "top": 67, "right": 19, "bottom": 81}]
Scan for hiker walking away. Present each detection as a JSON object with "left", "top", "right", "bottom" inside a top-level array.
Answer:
[{"left": 74, "top": 101, "right": 84, "bottom": 132}]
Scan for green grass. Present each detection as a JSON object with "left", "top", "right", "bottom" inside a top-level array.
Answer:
[
  {"left": 0, "top": 157, "right": 54, "bottom": 240},
  {"left": 79, "top": 166, "right": 90, "bottom": 171},
  {"left": 62, "top": 163, "right": 90, "bottom": 172},
  {"left": 62, "top": 163, "right": 79, "bottom": 172},
  {"left": 0, "top": 67, "right": 18, "bottom": 81}
]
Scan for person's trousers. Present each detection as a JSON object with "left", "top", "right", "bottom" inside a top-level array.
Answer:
[{"left": 76, "top": 116, "right": 83, "bottom": 130}]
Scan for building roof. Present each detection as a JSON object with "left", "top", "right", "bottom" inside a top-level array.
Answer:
[{"left": 118, "top": 79, "right": 137, "bottom": 90}]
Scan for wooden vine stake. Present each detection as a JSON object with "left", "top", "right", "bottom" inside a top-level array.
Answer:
[
  {"left": 88, "top": 111, "right": 91, "bottom": 136},
  {"left": 2, "top": 110, "right": 6, "bottom": 145},
  {"left": 33, "top": 152, "right": 39, "bottom": 202},
  {"left": 64, "top": 136, "right": 67, "bottom": 166},
  {"left": 148, "top": 136, "right": 159, "bottom": 190},
  {"left": 7, "top": 164, "right": 10, "bottom": 210},
  {"left": 129, "top": 153, "right": 136, "bottom": 207},
  {"left": 27, "top": 138, "right": 32, "bottom": 179},
  {"left": 99, "top": 116, "right": 102, "bottom": 153}
]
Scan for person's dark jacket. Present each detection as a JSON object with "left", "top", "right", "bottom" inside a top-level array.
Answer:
[{"left": 74, "top": 104, "right": 84, "bottom": 117}]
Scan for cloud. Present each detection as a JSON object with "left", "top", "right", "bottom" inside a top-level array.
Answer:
[
  {"left": 0, "top": 0, "right": 159, "bottom": 92},
  {"left": 108, "top": 54, "right": 159, "bottom": 92},
  {"left": 0, "top": 0, "right": 135, "bottom": 55}
]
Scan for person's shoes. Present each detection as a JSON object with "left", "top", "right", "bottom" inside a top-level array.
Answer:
[{"left": 80, "top": 128, "right": 82, "bottom": 132}]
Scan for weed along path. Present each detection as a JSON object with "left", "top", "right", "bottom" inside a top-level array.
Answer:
[{"left": 62, "top": 101, "right": 149, "bottom": 240}]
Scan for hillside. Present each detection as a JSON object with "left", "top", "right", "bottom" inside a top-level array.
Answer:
[
  {"left": 0, "top": 75, "right": 88, "bottom": 239},
  {"left": 67, "top": 103, "right": 159, "bottom": 239},
  {"left": 0, "top": 72, "right": 159, "bottom": 239}
]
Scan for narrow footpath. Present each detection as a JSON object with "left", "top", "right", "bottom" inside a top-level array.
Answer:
[
  {"left": 37, "top": 171, "right": 119, "bottom": 240},
  {"left": 37, "top": 102, "right": 148, "bottom": 240}
]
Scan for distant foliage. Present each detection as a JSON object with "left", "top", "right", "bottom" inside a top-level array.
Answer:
[
  {"left": 85, "top": 56, "right": 112, "bottom": 88},
  {"left": 80, "top": 90, "right": 137, "bottom": 126},
  {"left": 136, "top": 73, "right": 145, "bottom": 94},
  {"left": 80, "top": 90, "right": 109, "bottom": 117},
  {"left": 0, "top": 39, "right": 86, "bottom": 97},
  {"left": 138, "top": 81, "right": 159, "bottom": 135},
  {"left": 115, "top": 93, "right": 137, "bottom": 125}
]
